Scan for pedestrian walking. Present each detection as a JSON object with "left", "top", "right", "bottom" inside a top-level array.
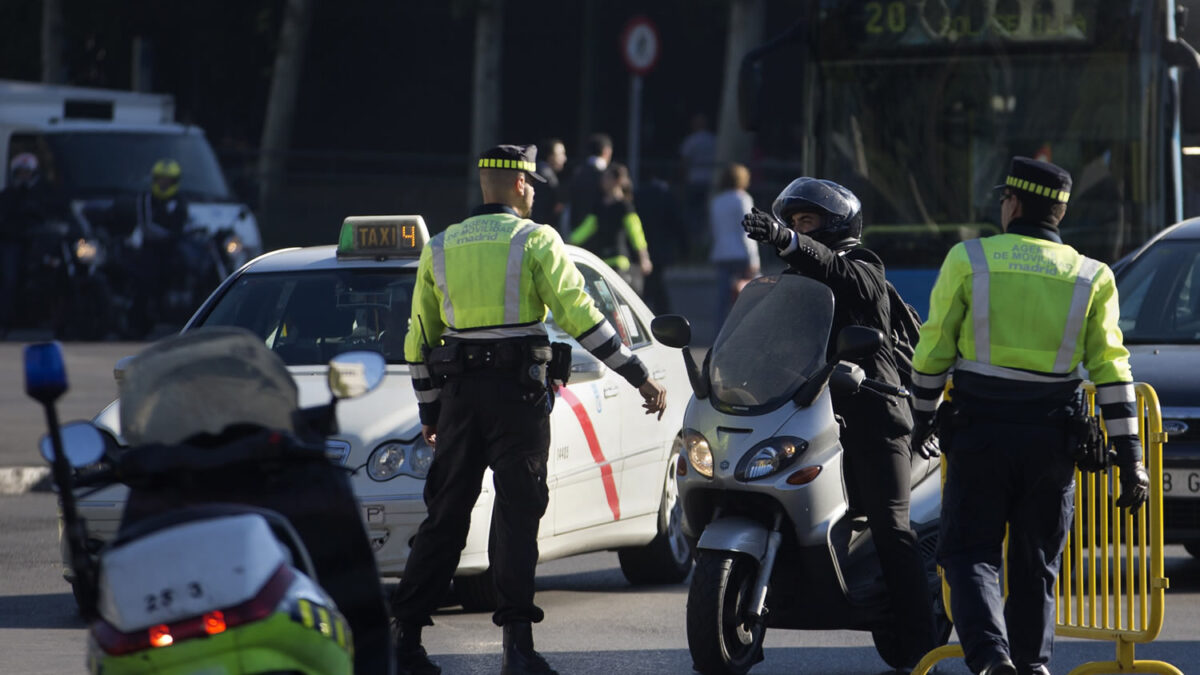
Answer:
[
  {"left": 709, "top": 162, "right": 759, "bottom": 330},
  {"left": 566, "top": 132, "right": 612, "bottom": 234},
  {"left": 568, "top": 162, "right": 653, "bottom": 295},
  {"left": 910, "top": 156, "right": 1149, "bottom": 675},
  {"left": 392, "top": 143, "right": 668, "bottom": 675},
  {"left": 529, "top": 137, "right": 567, "bottom": 231}
]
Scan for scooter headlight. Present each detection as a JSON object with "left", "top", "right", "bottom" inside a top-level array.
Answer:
[
  {"left": 737, "top": 436, "right": 808, "bottom": 481},
  {"left": 683, "top": 429, "right": 713, "bottom": 478},
  {"left": 367, "top": 437, "right": 433, "bottom": 481}
]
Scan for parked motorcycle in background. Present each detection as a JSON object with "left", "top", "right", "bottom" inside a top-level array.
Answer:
[
  {"left": 25, "top": 328, "right": 394, "bottom": 674},
  {"left": 651, "top": 274, "right": 950, "bottom": 675},
  {"left": 16, "top": 216, "right": 113, "bottom": 340}
]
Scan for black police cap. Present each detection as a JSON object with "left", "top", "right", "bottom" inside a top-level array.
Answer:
[
  {"left": 478, "top": 144, "right": 547, "bottom": 183},
  {"left": 999, "top": 156, "right": 1072, "bottom": 204}
]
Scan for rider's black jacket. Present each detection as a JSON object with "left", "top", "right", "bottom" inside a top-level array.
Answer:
[{"left": 780, "top": 235, "right": 913, "bottom": 437}]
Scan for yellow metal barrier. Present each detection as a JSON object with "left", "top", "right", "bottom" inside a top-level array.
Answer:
[{"left": 914, "top": 382, "right": 1180, "bottom": 675}]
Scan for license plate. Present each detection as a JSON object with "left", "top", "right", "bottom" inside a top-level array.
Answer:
[{"left": 1162, "top": 468, "right": 1200, "bottom": 498}]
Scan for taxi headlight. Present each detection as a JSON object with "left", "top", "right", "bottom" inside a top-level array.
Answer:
[
  {"left": 367, "top": 437, "right": 433, "bottom": 481},
  {"left": 737, "top": 436, "right": 808, "bottom": 481},
  {"left": 683, "top": 428, "right": 713, "bottom": 478},
  {"left": 367, "top": 443, "right": 405, "bottom": 480}
]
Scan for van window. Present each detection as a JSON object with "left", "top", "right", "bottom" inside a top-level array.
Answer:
[{"left": 39, "top": 131, "right": 233, "bottom": 201}]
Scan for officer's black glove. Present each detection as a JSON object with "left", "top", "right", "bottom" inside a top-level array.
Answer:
[
  {"left": 911, "top": 409, "right": 940, "bottom": 459},
  {"left": 1112, "top": 436, "right": 1149, "bottom": 513},
  {"left": 742, "top": 207, "right": 794, "bottom": 250}
]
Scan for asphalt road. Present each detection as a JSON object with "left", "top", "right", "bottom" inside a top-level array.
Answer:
[{"left": 4, "top": 488, "right": 1200, "bottom": 674}]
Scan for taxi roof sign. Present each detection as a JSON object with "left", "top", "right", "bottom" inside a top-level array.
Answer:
[{"left": 337, "top": 215, "right": 429, "bottom": 259}]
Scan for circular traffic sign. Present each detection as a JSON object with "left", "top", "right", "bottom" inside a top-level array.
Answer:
[{"left": 621, "top": 16, "right": 660, "bottom": 76}]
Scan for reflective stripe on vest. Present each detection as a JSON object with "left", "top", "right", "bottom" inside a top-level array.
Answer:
[
  {"left": 961, "top": 238, "right": 1103, "bottom": 380},
  {"left": 430, "top": 235, "right": 454, "bottom": 327},
  {"left": 504, "top": 222, "right": 540, "bottom": 325},
  {"left": 431, "top": 220, "right": 540, "bottom": 331}
]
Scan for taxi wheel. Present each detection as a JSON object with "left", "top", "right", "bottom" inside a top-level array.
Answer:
[
  {"left": 618, "top": 449, "right": 694, "bottom": 585},
  {"left": 454, "top": 569, "right": 499, "bottom": 613}
]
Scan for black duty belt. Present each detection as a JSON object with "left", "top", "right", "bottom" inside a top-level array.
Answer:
[{"left": 427, "top": 339, "right": 550, "bottom": 378}]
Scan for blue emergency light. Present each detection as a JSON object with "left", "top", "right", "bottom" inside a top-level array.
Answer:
[{"left": 24, "top": 341, "right": 68, "bottom": 404}]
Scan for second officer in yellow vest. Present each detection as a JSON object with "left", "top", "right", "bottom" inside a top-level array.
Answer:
[
  {"left": 391, "top": 144, "right": 668, "bottom": 675},
  {"left": 910, "top": 157, "right": 1149, "bottom": 675}
]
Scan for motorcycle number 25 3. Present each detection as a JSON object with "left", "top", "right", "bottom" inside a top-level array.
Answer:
[{"left": 145, "top": 581, "right": 204, "bottom": 613}]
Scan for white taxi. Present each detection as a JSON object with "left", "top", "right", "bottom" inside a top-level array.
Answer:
[{"left": 72, "top": 215, "right": 692, "bottom": 611}]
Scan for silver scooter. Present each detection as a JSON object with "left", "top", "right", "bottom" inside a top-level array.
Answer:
[{"left": 651, "top": 274, "right": 950, "bottom": 675}]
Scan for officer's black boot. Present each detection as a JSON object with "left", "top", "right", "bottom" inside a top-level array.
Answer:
[
  {"left": 501, "top": 622, "right": 558, "bottom": 675},
  {"left": 393, "top": 621, "right": 441, "bottom": 675}
]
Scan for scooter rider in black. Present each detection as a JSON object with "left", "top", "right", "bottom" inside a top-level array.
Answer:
[{"left": 742, "top": 178, "right": 938, "bottom": 671}]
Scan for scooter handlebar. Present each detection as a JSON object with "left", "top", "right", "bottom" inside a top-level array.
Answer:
[{"left": 860, "top": 378, "right": 910, "bottom": 399}]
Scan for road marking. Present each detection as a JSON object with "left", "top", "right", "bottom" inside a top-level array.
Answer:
[
  {"left": 0, "top": 467, "right": 51, "bottom": 495},
  {"left": 558, "top": 387, "right": 620, "bottom": 520}
]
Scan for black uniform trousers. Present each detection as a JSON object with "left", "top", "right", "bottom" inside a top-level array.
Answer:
[
  {"left": 841, "top": 423, "right": 939, "bottom": 665},
  {"left": 391, "top": 374, "right": 551, "bottom": 628},
  {"left": 938, "top": 417, "right": 1076, "bottom": 674}
]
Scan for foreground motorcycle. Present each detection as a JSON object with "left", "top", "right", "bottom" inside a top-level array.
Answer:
[
  {"left": 651, "top": 274, "right": 950, "bottom": 674},
  {"left": 25, "top": 328, "right": 393, "bottom": 674}
]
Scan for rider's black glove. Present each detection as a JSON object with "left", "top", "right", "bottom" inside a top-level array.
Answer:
[
  {"left": 1112, "top": 436, "right": 1149, "bottom": 513},
  {"left": 742, "top": 207, "right": 794, "bottom": 250},
  {"left": 911, "top": 409, "right": 940, "bottom": 459}
]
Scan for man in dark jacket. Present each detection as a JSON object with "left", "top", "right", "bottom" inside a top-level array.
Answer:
[
  {"left": 566, "top": 133, "right": 612, "bottom": 233},
  {"left": 0, "top": 153, "right": 68, "bottom": 333},
  {"left": 743, "top": 177, "right": 939, "bottom": 671}
]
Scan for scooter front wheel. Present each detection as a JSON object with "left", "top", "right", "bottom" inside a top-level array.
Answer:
[{"left": 686, "top": 550, "right": 766, "bottom": 675}]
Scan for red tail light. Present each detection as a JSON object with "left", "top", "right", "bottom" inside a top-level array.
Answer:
[{"left": 93, "top": 564, "right": 294, "bottom": 655}]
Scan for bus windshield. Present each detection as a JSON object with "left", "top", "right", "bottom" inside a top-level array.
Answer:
[
  {"left": 748, "top": 1, "right": 1181, "bottom": 315},
  {"left": 812, "top": 52, "right": 1146, "bottom": 266}
]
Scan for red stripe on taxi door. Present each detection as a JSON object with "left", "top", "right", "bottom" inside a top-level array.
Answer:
[{"left": 557, "top": 386, "right": 620, "bottom": 520}]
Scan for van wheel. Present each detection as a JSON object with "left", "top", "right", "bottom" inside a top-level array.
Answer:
[
  {"left": 618, "top": 445, "right": 694, "bottom": 585},
  {"left": 453, "top": 569, "right": 499, "bottom": 613}
]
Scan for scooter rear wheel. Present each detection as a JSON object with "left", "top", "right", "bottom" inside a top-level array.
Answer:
[{"left": 686, "top": 550, "right": 766, "bottom": 675}]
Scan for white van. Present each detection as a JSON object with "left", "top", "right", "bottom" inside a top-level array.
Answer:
[{"left": 0, "top": 79, "right": 261, "bottom": 257}]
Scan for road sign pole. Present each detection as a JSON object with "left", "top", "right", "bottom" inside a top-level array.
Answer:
[{"left": 628, "top": 74, "right": 642, "bottom": 186}]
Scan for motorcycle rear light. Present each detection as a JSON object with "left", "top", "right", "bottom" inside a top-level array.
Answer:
[
  {"left": 148, "top": 624, "right": 172, "bottom": 648},
  {"left": 92, "top": 564, "right": 294, "bottom": 655},
  {"left": 786, "top": 466, "right": 822, "bottom": 486},
  {"left": 203, "top": 610, "right": 227, "bottom": 635}
]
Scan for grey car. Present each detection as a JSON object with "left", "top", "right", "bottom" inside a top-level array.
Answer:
[{"left": 1114, "top": 217, "right": 1200, "bottom": 557}]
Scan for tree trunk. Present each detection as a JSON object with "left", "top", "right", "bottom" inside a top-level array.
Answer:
[
  {"left": 713, "top": 0, "right": 766, "bottom": 181},
  {"left": 41, "top": 0, "right": 65, "bottom": 84},
  {"left": 258, "top": 0, "right": 315, "bottom": 225},
  {"left": 468, "top": 0, "right": 504, "bottom": 209}
]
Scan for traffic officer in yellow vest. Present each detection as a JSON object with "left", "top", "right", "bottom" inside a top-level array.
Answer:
[
  {"left": 909, "top": 157, "right": 1149, "bottom": 675},
  {"left": 391, "top": 143, "right": 668, "bottom": 675}
]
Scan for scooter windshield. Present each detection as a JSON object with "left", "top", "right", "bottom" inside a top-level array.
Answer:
[{"left": 708, "top": 274, "right": 833, "bottom": 414}]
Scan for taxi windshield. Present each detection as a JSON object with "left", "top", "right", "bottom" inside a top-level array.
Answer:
[{"left": 197, "top": 269, "right": 415, "bottom": 365}]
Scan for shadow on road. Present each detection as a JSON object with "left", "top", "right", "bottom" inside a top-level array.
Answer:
[{"left": 0, "top": 591, "right": 86, "bottom": 629}]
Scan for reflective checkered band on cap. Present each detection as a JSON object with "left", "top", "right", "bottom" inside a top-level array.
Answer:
[
  {"left": 479, "top": 158, "right": 538, "bottom": 172},
  {"left": 1006, "top": 175, "right": 1069, "bottom": 203}
]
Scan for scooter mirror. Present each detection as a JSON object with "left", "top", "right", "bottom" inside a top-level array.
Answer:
[
  {"left": 328, "top": 351, "right": 386, "bottom": 399},
  {"left": 24, "top": 342, "right": 68, "bottom": 404},
  {"left": 651, "top": 314, "right": 692, "bottom": 348},
  {"left": 835, "top": 326, "right": 885, "bottom": 360},
  {"left": 40, "top": 421, "right": 106, "bottom": 467}
]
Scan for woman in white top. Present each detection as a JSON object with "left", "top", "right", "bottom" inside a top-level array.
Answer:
[{"left": 708, "top": 162, "right": 759, "bottom": 330}]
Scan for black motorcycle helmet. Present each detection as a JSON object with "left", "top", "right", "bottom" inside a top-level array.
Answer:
[{"left": 771, "top": 177, "right": 863, "bottom": 251}]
